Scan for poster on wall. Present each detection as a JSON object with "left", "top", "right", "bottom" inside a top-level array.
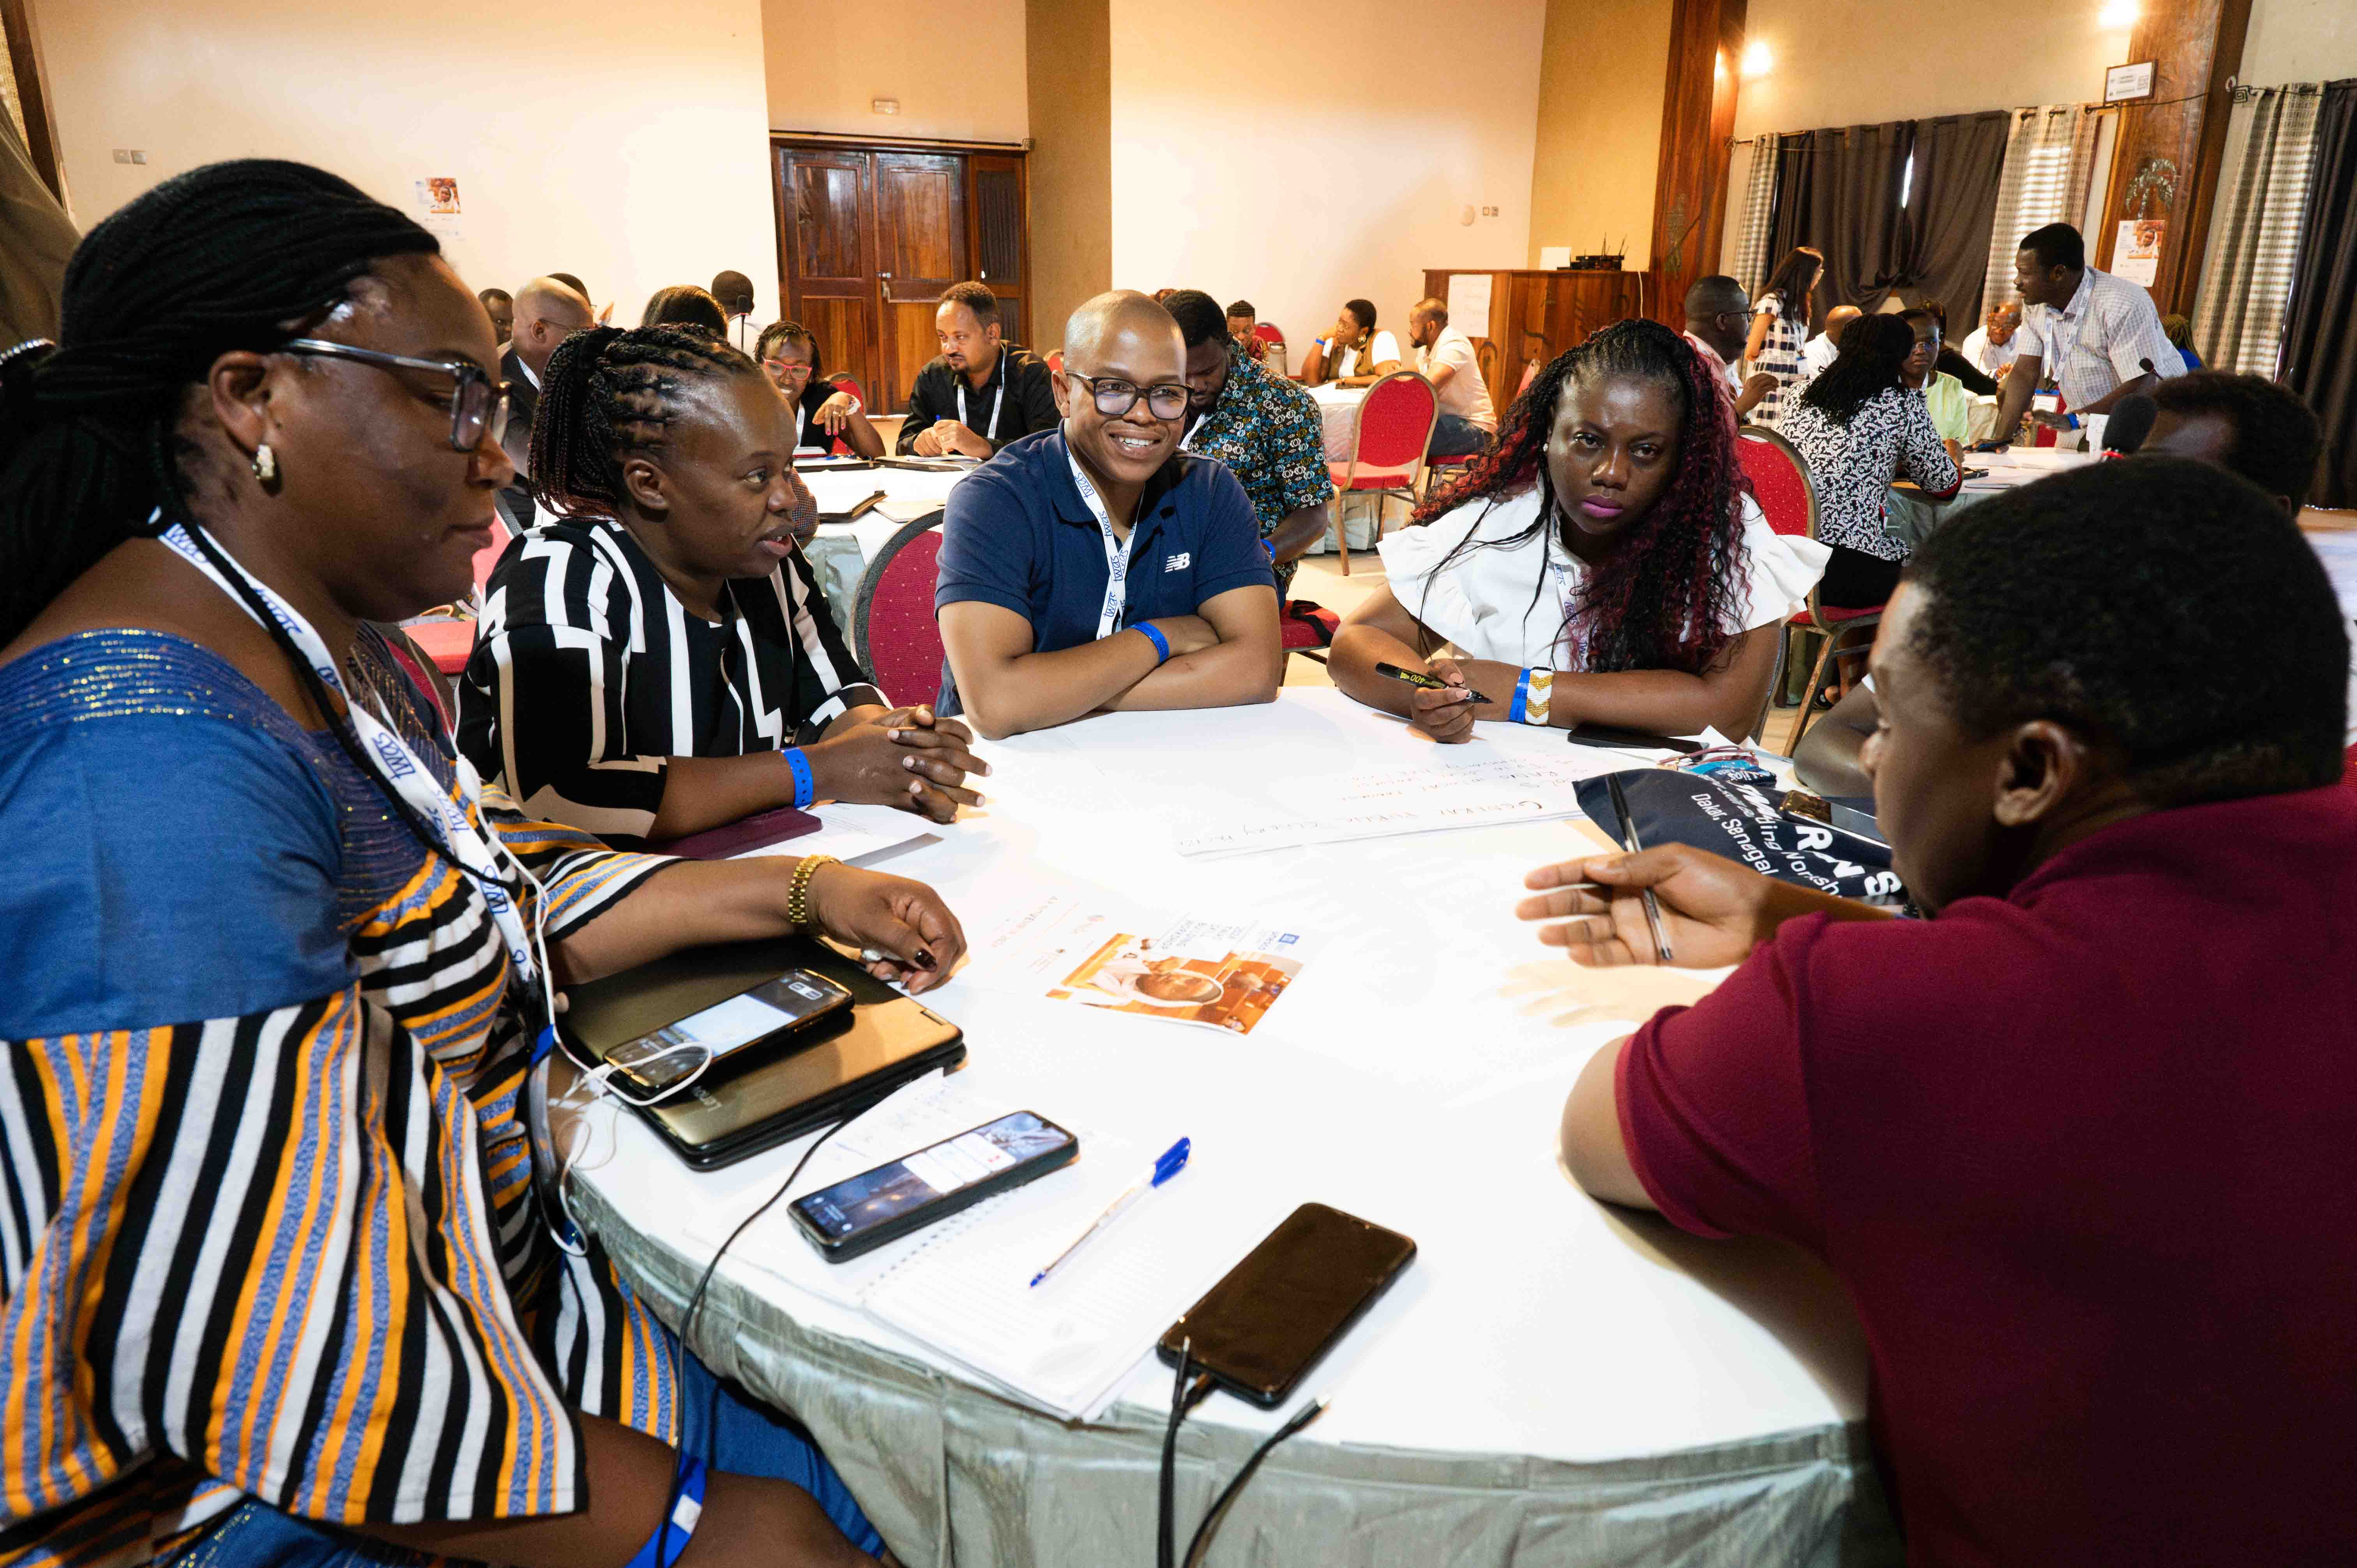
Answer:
[
  {"left": 1447, "top": 272, "right": 1494, "bottom": 336},
  {"left": 2113, "top": 217, "right": 2164, "bottom": 288},
  {"left": 413, "top": 178, "right": 465, "bottom": 240}
]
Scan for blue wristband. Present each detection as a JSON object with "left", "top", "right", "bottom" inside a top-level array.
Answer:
[
  {"left": 1136, "top": 622, "right": 1171, "bottom": 664},
  {"left": 782, "top": 746, "right": 815, "bottom": 809},
  {"left": 1262, "top": 537, "right": 1277, "bottom": 562},
  {"left": 624, "top": 1457, "right": 708, "bottom": 1568},
  {"left": 1509, "top": 667, "right": 1532, "bottom": 725}
]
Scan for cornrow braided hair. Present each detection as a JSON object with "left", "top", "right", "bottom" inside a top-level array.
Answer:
[
  {"left": 0, "top": 159, "right": 436, "bottom": 645},
  {"left": 528, "top": 323, "right": 761, "bottom": 517},
  {"left": 754, "top": 320, "right": 822, "bottom": 379},
  {"left": 1405, "top": 316, "right": 1752, "bottom": 677}
]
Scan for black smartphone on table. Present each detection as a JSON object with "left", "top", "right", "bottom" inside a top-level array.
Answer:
[
  {"left": 1565, "top": 722, "right": 1704, "bottom": 755},
  {"left": 1157, "top": 1203, "right": 1415, "bottom": 1408},
  {"left": 604, "top": 970, "right": 852, "bottom": 1094},
  {"left": 790, "top": 1111, "right": 1079, "bottom": 1261}
]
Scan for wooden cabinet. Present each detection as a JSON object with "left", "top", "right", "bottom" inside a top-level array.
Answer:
[
  {"left": 1421, "top": 269, "right": 1652, "bottom": 405},
  {"left": 774, "top": 138, "right": 1031, "bottom": 415}
]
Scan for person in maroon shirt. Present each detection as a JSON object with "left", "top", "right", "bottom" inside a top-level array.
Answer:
[{"left": 1518, "top": 457, "right": 2357, "bottom": 1566}]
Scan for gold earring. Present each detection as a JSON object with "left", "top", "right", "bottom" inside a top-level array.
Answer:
[{"left": 251, "top": 444, "right": 277, "bottom": 484}]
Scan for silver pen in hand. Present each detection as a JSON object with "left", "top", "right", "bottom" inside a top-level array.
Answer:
[{"left": 1604, "top": 773, "right": 1674, "bottom": 963}]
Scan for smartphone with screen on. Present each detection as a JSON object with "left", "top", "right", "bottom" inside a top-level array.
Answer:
[
  {"left": 789, "top": 1111, "right": 1079, "bottom": 1261},
  {"left": 1158, "top": 1203, "right": 1415, "bottom": 1408},
  {"left": 604, "top": 970, "right": 852, "bottom": 1094}
]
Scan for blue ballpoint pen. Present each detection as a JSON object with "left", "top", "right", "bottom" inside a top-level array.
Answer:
[{"left": 1028, "top": 1138, "right": 1191, "bottom": 1288}]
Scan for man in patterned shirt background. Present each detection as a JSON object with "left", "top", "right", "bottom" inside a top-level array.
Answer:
[{"left": 1167, "top": 289, "right": 1336, "bottom": 598}]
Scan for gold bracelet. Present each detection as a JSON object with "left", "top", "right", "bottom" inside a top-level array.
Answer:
[{"left": 786, "top": 855, "right": 840, "bottom": 931}]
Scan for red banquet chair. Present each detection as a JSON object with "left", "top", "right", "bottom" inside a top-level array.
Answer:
[
  {"left": 851, "top": 516, "right": 949, "bottom": 707},
  {"left": 1737, "top": 426, "right": 1876, "bottom": 744},
  {"left": 403, "top": 513, "right": 512, "bottom": 678},
  {"left": 1325, "top": 370, "right": 1438, "bottom": 573}
]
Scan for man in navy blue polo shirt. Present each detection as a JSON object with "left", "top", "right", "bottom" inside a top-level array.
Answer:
[{"left": 935, "top": 290, "right": 1283, "bottom": 738}]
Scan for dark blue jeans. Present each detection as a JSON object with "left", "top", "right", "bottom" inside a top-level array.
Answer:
[
  {"left": 1429, "top": 412, "right": 1493, "bottom": 458},
  {"left": 165, "top": 1334, "right": 885, "bottom": 1565}
]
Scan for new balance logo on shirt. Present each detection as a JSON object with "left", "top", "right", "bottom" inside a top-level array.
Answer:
[{"left": 1165, "top": 553, "right": 1191, "bottom": 572}]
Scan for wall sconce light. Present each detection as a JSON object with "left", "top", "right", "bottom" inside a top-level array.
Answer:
[
  {"left": 1740, "top": 40, "right": 1772, "bottom": 78},
  {"left": 2098, "top": 1, "right": 2137, "bottom": 26}
]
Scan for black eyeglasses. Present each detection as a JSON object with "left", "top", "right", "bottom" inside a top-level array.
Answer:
[
  {"left": 282, "top": 338, "right": 510, "bottom": 451},
  {"left": 1064, "top": 369, "right": 1191, "bottom": 421}
]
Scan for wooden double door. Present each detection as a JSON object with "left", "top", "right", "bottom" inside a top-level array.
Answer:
[{"left": 773, "top": 139, "right": 1031, "bottom": 418}]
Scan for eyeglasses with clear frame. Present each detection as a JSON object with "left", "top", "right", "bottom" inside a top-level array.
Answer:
[
  {"left": 281, "top": 337, "right": 510, "bottom": 451},
  {"left": 1063, "top": 369, "right": 1191, "bottom": 421}
]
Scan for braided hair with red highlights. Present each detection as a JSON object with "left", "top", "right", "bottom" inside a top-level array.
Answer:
[{"left": 1406, "top": 316, "right": 1752, "bottom": 676}]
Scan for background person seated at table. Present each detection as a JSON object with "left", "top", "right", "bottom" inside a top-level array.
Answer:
[
  {"left": 1900, "top": 305, "right": 1971, "bottom": 458},
  {"left": 1989, "top": 222, "right": 2184, "bottom": 444},
  {"left": 2162, "top": 311, "right": 2203, "bottom": 371},
  {"left": 641, "top": 281, "right": 732, "bottom": 337},
  {"left": 0, "top": 158, "right": 961, "bottom": 1568},
  {"left": 896, "top": 279, "right": 1058, "bottom": 458},
  {"left": 758, "top": 318, "right": 885, "bottom": 459},
  {"left": 1795, "top": 302, "right": 1859, "bottom": 382},
  {"left": 458, "top": 323, "right": 982, "bottom": 843},
  {"left": 1795, "top": 369, "right": 2329, "bottom": 798},
  {"left": 499, "top": 273, "right": 597, "bottom": 526},
  {"left": 934, "top": 290, "right": 1282, "bottom": 738},
  {"left": 1961, "top": 299, "right": 2020, "bottom": 380},
  {"left": 1917, "top": 296, "right": 1998, "bottom": 396},
  {"left": 714, "top": 266, "right": 762, "bottom": 351},
  {"left": 1682, "top": 274, "right": 1777, "bottom": 417},
  {"left": 1166, "top": 289, "right": 1334, "bottom": 598},
  {"left": 1328, "top": 319, "right": 1826, "bottom": 742},
  {"left": 1528, "top": 459, "right": 2357, "bottom": 1566},
  {"left": 1407, "top": 297, "right": 1499, "bottom": 457},
  {"left": 1781, "top": 314, "right": 1960, "bottom": 613},
  {"left": 1298, "top": 298, "right": 1401, "bottom": 387},
  {"left": 1227, "top": 297, "right": 1267, "bottom": 361},
  {"left": 1745, "top": 245, "right": 1822, "bottom": 427},
  {"left": 479, "top": 284, "right": 512, "bottom": 343}
]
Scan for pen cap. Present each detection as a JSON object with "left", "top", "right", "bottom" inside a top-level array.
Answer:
[{"left": 1151, "top": 1138, "right": 1192, "bottom": 1187}]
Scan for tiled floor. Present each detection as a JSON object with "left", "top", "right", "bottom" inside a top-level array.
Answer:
[{"left": 1283, "top": 551, "right": 1813, "bottom": 754}]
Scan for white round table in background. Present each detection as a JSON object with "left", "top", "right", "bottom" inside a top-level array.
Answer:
[{"left": 567, "top": 691, "right": 1894, "bottom": 1567}]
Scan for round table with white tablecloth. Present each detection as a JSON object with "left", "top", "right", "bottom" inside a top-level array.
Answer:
[
  {"left": 1881, "top": 444, "right": 2099, "bottom": 551},
  {"left": 564, "top": 690, "right": 1894, "bottom": 1568}
]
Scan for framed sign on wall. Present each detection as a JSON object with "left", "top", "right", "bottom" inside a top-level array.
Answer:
[{"left": 2105, "top": 61, "right": 2157, "bottom": 104}]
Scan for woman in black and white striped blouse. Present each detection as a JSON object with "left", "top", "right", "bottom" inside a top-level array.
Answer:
[{"left": 458, "top": 325, "right": 983, "bottom": 845}]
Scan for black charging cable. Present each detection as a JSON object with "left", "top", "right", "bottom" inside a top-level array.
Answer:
[
  {"left": 655, "top": 1116, "right": 850, "bottom": 1567},
  {"left": 1157, "top": 1342, "right": 1217, "bottom": 1568},
  {"left": 1156, "top": 1341, "right": 1331, "bottom": 1568},
  {"left": 1181, "top": 1398, "right": 1330, "bottom": 1568}
]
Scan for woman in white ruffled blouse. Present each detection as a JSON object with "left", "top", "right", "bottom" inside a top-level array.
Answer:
[{"left": 1330, "top": 318, "right": 1829, "bottom": 743}]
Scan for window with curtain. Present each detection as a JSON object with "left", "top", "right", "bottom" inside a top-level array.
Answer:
[
  {"left": 2279, "top": 76, "right": 2357, "bottom": 509},
  {"left": 1763, "top": 117, "right": 2007, "bottom": 331},
  {"left": 1979, "top": 106, "right": 2101, "bottom": 318},
  {"left": 2191, "top": 84, "right": 2323, "bottom": 378}
]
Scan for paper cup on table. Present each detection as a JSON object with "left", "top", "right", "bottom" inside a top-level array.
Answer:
[{"left": 2081, "top": 414, "right": 2107, "bottom": 454}]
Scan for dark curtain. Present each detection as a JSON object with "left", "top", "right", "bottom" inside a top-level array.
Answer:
[
  {"left": 2282, "top": 78, "right": 2357, "bottom": 509},
  {"left": 1812, "top": 123, "right": 1914, "bottom": 329},
  {"left": 1766, "top": 131, "right": 1818, "bottom": 313},
  {"left": 1898, "top": 111, "right": 2009, "bottom": 326}
]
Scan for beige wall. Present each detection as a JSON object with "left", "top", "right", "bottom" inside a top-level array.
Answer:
[
  {"left": 1107, "top": 0, "right": 1546, "bottom": 355},
  {"left": 764, "top": 0, "right": 1029, "bottom": 141},
  {"left": 39, "top": 0, "right": 781, "bottom": 329},
  {"left": 1733, "top": 0, "right": 2130, "bottom": 138},
  {"left": 1527, "top": 0, "right": 1671, "bottom": 271},
  {"left": 2243, "top": 0, "right": 2357, "bottom": 84},
  {"left": 1026, "top": 0, "right": 1112, "bottom": 351}
]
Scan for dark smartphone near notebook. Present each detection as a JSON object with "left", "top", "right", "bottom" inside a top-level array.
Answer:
[
  {"left": 1565, "top": 722, "right": 1704, "bottom": 755},
  {"left": 790, "top": 1111, "right": 1078, "bottom": 1261},
  {"left": 563, "top": 935, "right": 965, "bottom": 1169},
  {"left": 1158, "top": 1203, "right": 1415, "bottom": 1408},
  {"left": 603, "top": 971, "right": 852, "bottom": 1094}
]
